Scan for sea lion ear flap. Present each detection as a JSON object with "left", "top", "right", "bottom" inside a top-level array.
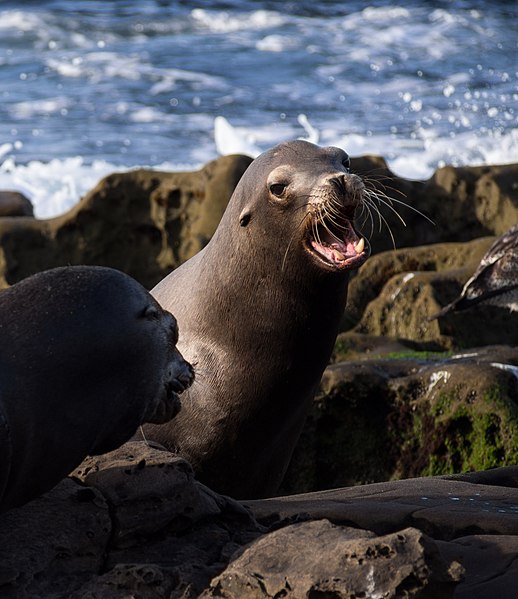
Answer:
[{"left": 239, "top": 209, "right": 252, "bottom": 227}]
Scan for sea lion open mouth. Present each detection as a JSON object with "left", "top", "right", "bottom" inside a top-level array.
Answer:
[
  {"left": 306, "top": 175, "right": 370, "bottom": 270},
  {"left": 308, "top": 216, "right": 368, "bottom": 270}
]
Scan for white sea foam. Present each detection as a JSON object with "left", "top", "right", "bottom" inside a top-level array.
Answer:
[
  {"left": 0, "top": 10, "right": 46, "bottom": 33},
  {"left": 214, "top": 116, "right": 261, "bottom": 157},
  {"left": 9, "top": 97, "right": 71, "bottom": 119},
  {"left": 190, "top": 9, "right": 287, "bottom": 34},
  {"left": 0, "top": 156, "right": 188, "bottom": 219},
  {"left": 1, "top": 2, "right": 516, "bottom": 220},
  {"left": 2, "top": 114, "right": 517, "bottom": 219}
]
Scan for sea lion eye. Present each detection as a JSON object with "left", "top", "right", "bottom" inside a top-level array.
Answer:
[
  {"left": 342, "top": 156, "right": 351, "bottom": 172},
  {"left": 269, "top": 183, "right": 287, "bottom": 198},
  {"left": 143, "top": 304, "right": 160, "bottom": 320}
]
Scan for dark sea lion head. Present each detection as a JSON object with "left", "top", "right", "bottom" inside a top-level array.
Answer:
[
  {"left": 219, "top": 139, "right": 370, "bottom": 277},
  {"left": 0, "top": 265, "right": 194, "bottom": 511},
  {"left": 1, "top": 266, "right": 194, "bottom": 456},
  {"left": 59, "top": 267, "right": 195, "bottom": 452}
]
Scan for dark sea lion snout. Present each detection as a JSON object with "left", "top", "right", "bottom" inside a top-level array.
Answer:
[{"left": 142, "top": 306, "right": 195, "bottom": 425}]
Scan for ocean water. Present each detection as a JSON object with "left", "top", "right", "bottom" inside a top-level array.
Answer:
[{"left": 0, "top": 0, "right": 516, "bottom": 217}]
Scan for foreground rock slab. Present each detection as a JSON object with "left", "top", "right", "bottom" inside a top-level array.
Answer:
[
  {"left": 201, "top": 520, "right": 462, "bottom": 598},
  {"left": 246, "top": 467, "right": 518, "bottom": 599},
  {"left": 0, "top": 442, "right": 516, "bottom": 598}
]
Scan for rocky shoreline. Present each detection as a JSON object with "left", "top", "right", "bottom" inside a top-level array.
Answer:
[{"left": 1, "top": 155, "right": 517, "bottom": 597}]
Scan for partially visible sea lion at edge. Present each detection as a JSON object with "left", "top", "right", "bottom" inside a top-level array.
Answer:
[
  {"left": 0, "top": 266, "right": 193, "bottom": 513},
  {"left": 145, "top": 140, "right": 370, "bottom": 499}
]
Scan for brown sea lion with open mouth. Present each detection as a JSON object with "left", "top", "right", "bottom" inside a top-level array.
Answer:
[{"left": 145, "top": 140, "right": 369, "bottom": 498}]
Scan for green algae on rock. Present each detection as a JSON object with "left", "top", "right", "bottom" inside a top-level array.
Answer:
[{"left": 283, "top": 347, "right": 518, "bottom": 494}]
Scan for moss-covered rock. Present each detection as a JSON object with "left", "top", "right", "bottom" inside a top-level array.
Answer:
[
  {"left": 389, "top": 356, "right": 518, "bottom": 478},
  {"left": 282, "top": 346, "right": 518, "bottom": 494},
  {"left": 341, "top": 236, "right": 495, "bottom": 331}
]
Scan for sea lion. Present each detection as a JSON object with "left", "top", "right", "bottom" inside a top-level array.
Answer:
[
  {"left": 430, "top": 223, "right": 518, "bottom": 318},
  {"left": 0, "top": 265, "right": 193, "bottom": 512},
  {"left": 145, "top": 140, "right": 370, "bottom": 499}
]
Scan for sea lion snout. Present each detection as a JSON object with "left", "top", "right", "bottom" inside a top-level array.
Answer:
[
  {"left": 325, "top": 173, "right": 365, "bottom": 204},
  {"left": 167, "top": 349, "right": 195, "bottom": 394}
]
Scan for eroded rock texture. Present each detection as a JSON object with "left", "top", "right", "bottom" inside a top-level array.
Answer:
[
  {"left": 1, "top": 443, "right": 517, "bottom": 598},
  {"left": 0, "top": 154, "right": 252, "bottom": 289}
]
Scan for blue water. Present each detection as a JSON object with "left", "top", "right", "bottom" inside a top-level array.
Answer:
[{"left": 0, "top": 1, "right": 516, "bottom": 217}]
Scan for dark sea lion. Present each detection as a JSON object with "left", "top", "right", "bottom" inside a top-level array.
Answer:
[
  {"left": 430, "top": 223, "right": 518, "bottom": 318},
  {"left": 144, "top": 140, "right": 369, "bottom": 499},
  {"left": 0, "top": 265, "right": 193, "bottom": 512}
]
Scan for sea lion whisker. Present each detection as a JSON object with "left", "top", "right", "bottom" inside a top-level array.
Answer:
[
  {"left": 364, "top": 196, "right": 384, "bottom": 234},
  {"left": 365, "top": 189, "right": 408, "bottom": 227},
  {"left": 282, "top": 212, "right": 312, "bottom": 272},
  {"left": 367, "top": 200, "right": 398, "bottom": 248},
  {"left": 357, "top": 201, "right": 374, "bottom": 240},
  {"left": 364, "top": 205, "right": 375, "bottom": 240},
  {"left": 320, "top": 215, "right": 343, "bottom": 243},
  {"left": 377, "top": 192, "right": 435, "bottom": 225},
  {"left": 321, "top": 202, "right": 345, "bottom": 227},
  {"left": 362, "top": 177, "right": 408, "bottom": 203},
  {"left": 363, "top": 179, "right": 433, "bottom": 224}
]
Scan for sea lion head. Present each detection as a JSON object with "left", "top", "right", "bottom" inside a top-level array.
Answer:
[{"left": 226, "top": 140, "right": 370, "bottom": 275}]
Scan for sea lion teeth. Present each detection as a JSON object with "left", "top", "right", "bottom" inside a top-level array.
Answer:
[
  {"left": 334, "top": 250, "right": 346, "bottom": 261},
  {"left": 354, "top": 238, "right": 365, "bottom": 254}
]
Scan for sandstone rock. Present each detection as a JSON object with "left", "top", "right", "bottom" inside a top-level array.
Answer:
[
  {"left": 0, "top": 159, "right": 516, "bottom": 289},
  {"left": 283, "top": 346, "right": 518, "bottom": 493},
  {"left": 201, "top": 520, "right": 462, "bottom": 599},
  {"left": 247, "top": 467, "right": 518, "bottom": 599},
  {"left": 0, "top": 191, "right": 34, "bottom": 217},
  {"left": 0, "top": 155, "right": 252, "bottom": 289},
  {"left": 354, "top": 270, "right": 518, "bottom": 349},
  {"left": 72, "top": 442, "right": 247, "bottom": 549},
  {"left": 0, "top": 478, "right": 110, "bottom": 597},
  {"left": 339, "top": 235, "right": 518, "bottom": 349},
  {"left": 341, "top": 236, "right": 495, "bottom": 331},
  {"left": 1, "top": 442, "right": 263, "bottom": 599},
  {"left": 1, "top": 444, "right": 516, "bottom": 598},
  {"left": 351, "top": 159, "right": 518, "bottom": 253}
]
